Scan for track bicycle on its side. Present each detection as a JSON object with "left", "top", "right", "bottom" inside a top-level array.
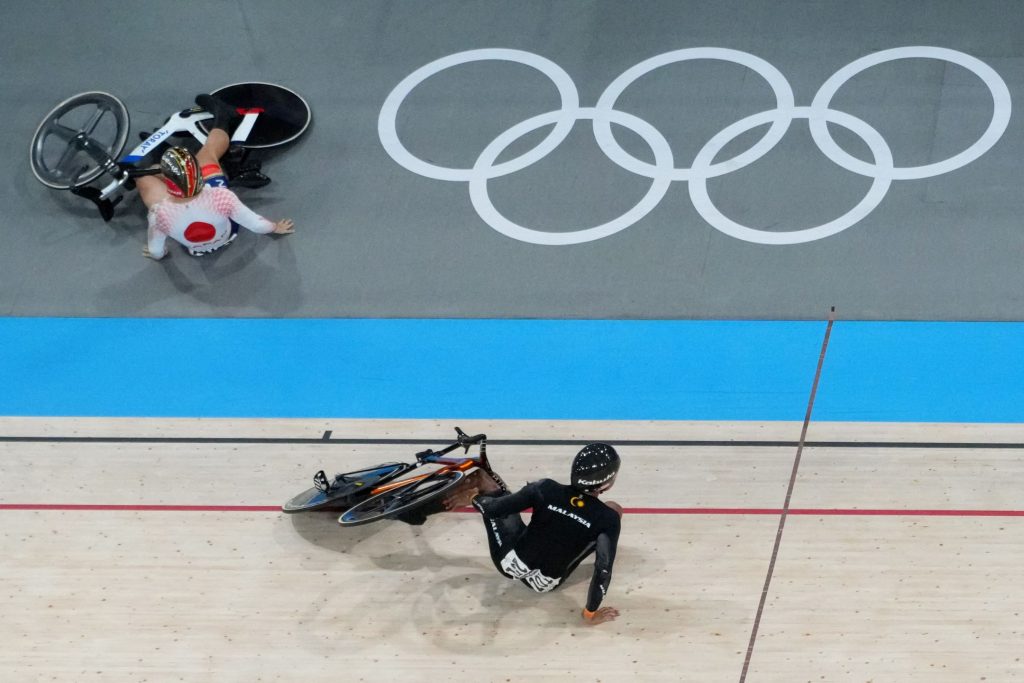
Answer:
[
  {"left": 29, "top": 83, "right": 311, "bottom": 221},
  {"left": 281, "top": 427, "right": 508, "bottom": 527}
]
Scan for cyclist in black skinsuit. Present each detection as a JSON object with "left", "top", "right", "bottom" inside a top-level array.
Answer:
[{"left": 452, "top": 443, "right": 623, "bottom": 625}]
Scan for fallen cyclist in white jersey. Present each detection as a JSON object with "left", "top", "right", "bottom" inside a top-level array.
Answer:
[{"left": 138, "top": 94, "right": 294, "bottom": 259}]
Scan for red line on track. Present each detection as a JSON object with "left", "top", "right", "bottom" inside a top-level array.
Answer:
[
  {"left": 789, "top": 508, "right": 1024, "bottom": 517},
  {"left": 2, "top": 504, "right": 1024, "bottom": 516},
  {"left": 0, "top": 504, "right": 279, "bottom": 512}
]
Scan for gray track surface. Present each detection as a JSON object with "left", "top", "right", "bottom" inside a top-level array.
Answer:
[{"left": 1, "top": 1, "right": 1022, "bottom": 320}]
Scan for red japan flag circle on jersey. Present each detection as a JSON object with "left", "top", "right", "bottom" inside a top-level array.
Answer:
[{"left": 184, "top": 221, "right": 217, "bottom": 243}]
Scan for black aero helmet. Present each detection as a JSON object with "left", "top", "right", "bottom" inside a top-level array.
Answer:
[{"left": 571, "top": 443, "right": 621, "bottom": 491}]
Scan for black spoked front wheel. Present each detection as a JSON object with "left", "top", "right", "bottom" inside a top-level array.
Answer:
[
  {"left": 338, "top": 470, "right": 465, "bottom": 527},
  {"left": 282, "top": 462, "right": 411, "bottom": 513}
]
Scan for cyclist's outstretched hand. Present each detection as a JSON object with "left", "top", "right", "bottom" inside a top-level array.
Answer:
[
  {"left": 273, "top": 219, "right": 295, "bottom": 234},
  {"left": 582, "top": 606, "right": 619, "bottom": 625}
]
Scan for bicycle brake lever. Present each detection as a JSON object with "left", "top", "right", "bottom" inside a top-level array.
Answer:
[{"left": 453, "top": 427, "right": 474, "bottom": 452}]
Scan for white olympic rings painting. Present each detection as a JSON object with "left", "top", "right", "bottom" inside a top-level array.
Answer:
[{"left": 378, "top": 47, "right": 1011, "bottom": 245}]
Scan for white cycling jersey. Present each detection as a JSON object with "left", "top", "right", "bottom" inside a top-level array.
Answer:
[{"left": 146, "top": 187, "right": 274, "bottom": 257}]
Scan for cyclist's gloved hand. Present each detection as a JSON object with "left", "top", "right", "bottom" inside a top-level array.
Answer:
[{"left": 582, "top": 606, "right": 619, "bottom": 625}]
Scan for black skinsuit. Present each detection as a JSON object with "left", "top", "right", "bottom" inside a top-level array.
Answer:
[{"left": 472, "top": 479, "right": 621, "bottom": 611}]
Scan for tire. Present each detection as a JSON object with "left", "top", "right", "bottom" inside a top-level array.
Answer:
[
  {"left": 281, "top": 462, "right": 411, "bottom": 513},
  {"left": 338, "top": 470, "right": 465, "bottom": 527},
  {"left": 30, "top": 91, "right": 130, "bottom": 189}
]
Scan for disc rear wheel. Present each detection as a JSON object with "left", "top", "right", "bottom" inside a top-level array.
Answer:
[{"left": 199, "top": 82, "right": 311, "bottom": 149}]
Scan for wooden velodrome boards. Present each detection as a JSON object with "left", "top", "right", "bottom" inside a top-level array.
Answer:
[{"left": 2, "top": 417, "right": 1022, "bottom": 681}]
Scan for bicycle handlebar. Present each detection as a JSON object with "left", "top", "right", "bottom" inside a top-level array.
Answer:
[
  {"left": 416, "top": 427, "right": 487, "bottom": 461},
  {"left": 454, "top": 426, "right": 487, "bottom": 448}
]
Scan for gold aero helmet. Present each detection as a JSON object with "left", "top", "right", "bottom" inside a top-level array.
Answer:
[{"left": 159, "top": 146, "right": 204, "bottom": 198}]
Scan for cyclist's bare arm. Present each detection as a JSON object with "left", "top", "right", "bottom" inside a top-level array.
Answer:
[
  {"left": 137, "top": 174, "right": 169, "bottom": 209},
  {"left": 226, "top": 194, "right": 294, "bottom": 235},
  {"left": 144, "top": 212, "right": 168, "bottom": 259}
]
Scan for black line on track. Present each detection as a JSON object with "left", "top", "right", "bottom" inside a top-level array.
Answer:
[
  {"left": 0, "top": 436, "right": 1021, "bottom": 449},
  {"left": 739, "top": 307, "right": 835, "bottom": 683}
]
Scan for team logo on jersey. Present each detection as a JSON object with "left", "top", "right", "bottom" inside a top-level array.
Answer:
[
  {"left": 546, "top": 504, "right": 591, "bottom": 528},
  {"left": 570, "top": 496, "right": 585, "bottom": 509}
]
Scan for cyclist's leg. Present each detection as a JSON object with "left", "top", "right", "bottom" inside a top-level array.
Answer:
[
  {"left": 196, "top": 128, "right": 230, "bottom": 168},
  {"left": 472, "top": 491, "right": 528, "bottom": 576},
  {"left": 197, "top": 130, "right": 231, "bottom": 200},
  {"left": 194, "top": 93, "right": 240, "bottom": 172}
]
